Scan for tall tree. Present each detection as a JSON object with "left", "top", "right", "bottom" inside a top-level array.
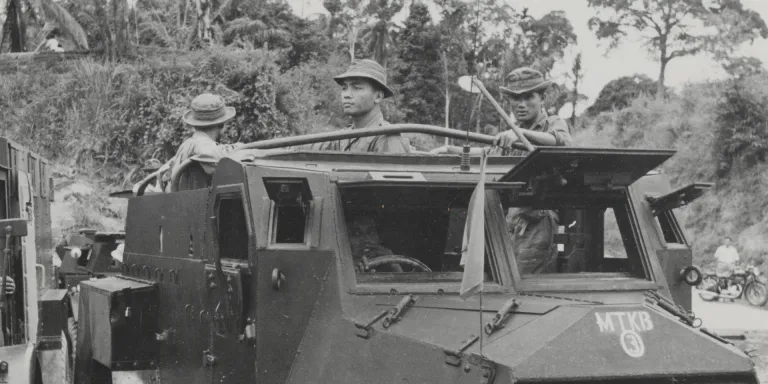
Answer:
[
  {"left": 359, "top": 0, "right": 403, "bottom": 68},
  {"left": 392, "top": 1, "right": 443, "bottom": 125},
  {"left": 587, "top": 0, "right": 768, "bottom": 98},
  {"left": 505, "top": 10, "right": 577, "bottom": 76},
  {"left": 586, "top": 74, "right": 660, "bottom": 116},
  {"left": 568, "top": 52, "right": 584, "bottom": 128}
]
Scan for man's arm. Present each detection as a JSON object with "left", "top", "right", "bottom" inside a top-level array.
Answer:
[{"left": 496, "top": 118, "right": 572, "bottom": 148}]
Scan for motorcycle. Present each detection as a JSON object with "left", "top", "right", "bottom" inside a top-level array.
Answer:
[{"left": 697, "top": 264, "right": 768, "bottom": 306}]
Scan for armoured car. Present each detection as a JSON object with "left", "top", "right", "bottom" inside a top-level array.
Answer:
[
  {"left": 0, "top": 137, "right": 77, "bottom": 384},
  {"left": 74, "top": 126, "right": 756, "bottom": 384}
]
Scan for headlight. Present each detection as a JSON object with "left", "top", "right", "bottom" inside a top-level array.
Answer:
[{"left": 70, "top": 247, "right": 82, "bottom": 259}]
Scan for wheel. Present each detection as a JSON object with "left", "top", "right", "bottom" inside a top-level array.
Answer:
[
  {"left": 744, "top": 281, "right": 768, "bottom": 306},
  {"left": 698, "top": 290, "right": 719, "bottom": 301},
  {"left": 363, "top": 255, "right": 432, "bottom": 272}
]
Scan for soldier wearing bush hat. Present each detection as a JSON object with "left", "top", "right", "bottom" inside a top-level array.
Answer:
[
  {"left": 302, "top": 59, "right": 410, "bottom": 153},
  {"left": 431, "top": 66, "right": 571, "bottom": 155},
  {"left": 492, "top": 66, "right": 572, "bottom": 156},
  {"left": 496, "top": 67, "right": 573, "bottom": 274},
  {"left": 167, "top": 93, "right": 244, "bottom": 179},
  {"left": 430, "top": 66, "right": 573, "bottom": 275}
]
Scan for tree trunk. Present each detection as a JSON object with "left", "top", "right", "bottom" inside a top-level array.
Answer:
[
  {"left": 202, "top": 0, "right": 211, "bottom": 43},
  {"left": 7, "top": 0, "right": 26, "bottom": 52},
  {"left": 570, "top": 92, "right": 577, "bottom": 129},
  {"left": 194, "top": 0, "right": 202, "bottom": 41},
  {"left": 657, "top": 58, "right": 667, "bottom": 99},
  {"left": 348, "top": 24, "right": 357, "bottom": 61},
  {"left": 182, "top": 0, "right": 189, "bottom": 30},
  {"left": 442, "top": 50, "right": 450, "bottom": 146}
]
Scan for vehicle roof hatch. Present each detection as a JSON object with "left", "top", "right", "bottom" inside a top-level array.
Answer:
[
  {"left": 646, "top": 182, "right": 713, "bottom": 216},
  {"left": 498, "top": 147, "right": 676, "bottom": 192}
]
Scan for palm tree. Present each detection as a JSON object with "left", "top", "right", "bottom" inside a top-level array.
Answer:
[
  {"left": 222, "top": 17, "right": 290, "bottom": 48},
  {"left": 359, "top": 18, "right": 393, "bottom": 67},
  {"left": 1, "top": 0, "right": 89, "bottom": 52}
]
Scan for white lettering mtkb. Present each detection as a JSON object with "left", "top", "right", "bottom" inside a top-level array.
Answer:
[{"left": 595, "top": 311, "right": 654, "bottom": 334}]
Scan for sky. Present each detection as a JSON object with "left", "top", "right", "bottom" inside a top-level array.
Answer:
[{"left": 285, "top": 0, "right": 768, "bottom": 116}]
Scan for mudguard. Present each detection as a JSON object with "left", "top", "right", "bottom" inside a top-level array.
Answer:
[{"left": 0, "top": 343, "right": 38, "bottom": 384}]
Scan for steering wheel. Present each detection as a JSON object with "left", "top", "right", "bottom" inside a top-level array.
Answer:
[{"left": 363, "top": 254, "right": 432, "bottom": 272}]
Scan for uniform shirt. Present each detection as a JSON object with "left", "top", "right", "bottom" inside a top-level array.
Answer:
[
  {"left": 493, "top": 110, "right": 572, "bottom": 274},
  {"left": 490, "top": 109, "right": 572, "bottom": 157},
  {"left": 168, "top": 131, "right": 243, "bottom": 176},
  {"left": 298, "top": 110, "right": 411, "bottom": 153}
]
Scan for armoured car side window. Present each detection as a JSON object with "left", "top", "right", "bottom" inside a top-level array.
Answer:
[
  {"left": 656, "top": 211, "right": 685, "bottom": 244},
  {"left": 499, "top": 192, "right": 647, "bottom": 279},
  {"left": 217, "top": 197, "right": 249, "bottom": 261},
  {"left": 273, "top": 205, "right": 306, "bottom": 244},
  {"left": 604, "top": 208, "right": 629, "bottom": 260},
  {"left": 340, "top": 186, "right": 499, "bottom": 284}
]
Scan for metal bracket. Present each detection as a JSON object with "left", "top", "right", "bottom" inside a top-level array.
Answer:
[
  {"left": 485, "top": 298, "right": 520, "bottom": 335},
  {"left": 470, "top": 354, "right": 498, "bottom": 384},
  {"left": 382, "top": 295, "right": 415, "bottom": 328},
  {"left": 353, "top": 310, "right": 389, "bottom": 339},
  {"left": 444, "top": 334, "right": 479, "bottom": 366}
]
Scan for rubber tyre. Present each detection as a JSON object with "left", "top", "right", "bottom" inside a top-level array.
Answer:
[{"left": 744, "top": 282, "right": 768, "bottom": 307}]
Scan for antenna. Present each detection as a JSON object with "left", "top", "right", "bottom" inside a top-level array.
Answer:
[{"left": 466, "top": 0, "right": 484, "bottom": 358}]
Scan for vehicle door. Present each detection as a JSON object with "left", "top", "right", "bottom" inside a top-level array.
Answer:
[{"left": 203, "top": 182, "right": 256, "bottom": 383}]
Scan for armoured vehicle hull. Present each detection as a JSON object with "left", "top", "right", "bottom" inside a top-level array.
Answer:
[
  {"left": 73, "top": 127, "right": 757, "bottom": 384},
  {"left": 0, "top": 138, "right": 77, "bottom": 384}
]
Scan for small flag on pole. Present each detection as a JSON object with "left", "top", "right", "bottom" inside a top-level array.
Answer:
[{"left": 460, "top": 150, "right": 488, "bottom": 300}]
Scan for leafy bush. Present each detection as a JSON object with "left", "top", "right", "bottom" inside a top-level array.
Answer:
[
  {"left": 714, "top": 76, "right": 768, "bottom": 177},
  {"left": 576, "top": 75, "right": 768, "bottom": 267},
  {"left": 0, "top": 48, "right": 296, "bottom": 187}
]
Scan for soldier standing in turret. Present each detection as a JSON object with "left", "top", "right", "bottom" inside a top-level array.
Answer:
[
  {"left": 432, "top": 67, "right": 573, "bottom": 274},
  {"left": 300, "top": 59, "right": 411, "bottom": 153}
]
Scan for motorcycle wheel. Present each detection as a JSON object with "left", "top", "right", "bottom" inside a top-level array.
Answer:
[
  {"left": 744, "top": 281, "right": 768, "bottom": 306},
  {"left": 698, "top": 291, "right": 719, "bottom": 301}
]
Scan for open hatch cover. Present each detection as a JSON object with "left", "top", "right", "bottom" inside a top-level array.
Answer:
[
  {"left": 498, "top": 147, "right": 676, "bottom": 191},
  {"left": 647, "top": 182, "right": 713, "bottom": 215}
]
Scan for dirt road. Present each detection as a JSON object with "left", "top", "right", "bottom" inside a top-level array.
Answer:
[
  {"left": 692, "top": 290, "right": 768, "bottom": 331},
  {"left": 692, "top": 290, "right": 768, "bottom": 383}
]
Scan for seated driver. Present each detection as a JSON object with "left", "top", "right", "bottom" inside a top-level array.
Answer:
[{"left": 348, "top": 215, "right": 403, "bottom": 273}]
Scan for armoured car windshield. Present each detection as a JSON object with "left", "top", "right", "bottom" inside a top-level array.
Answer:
[
  {"left": 339, "top": 185, "right": 648, "bottom": 285},
  {"left": 497, "top": 190, "right": 648, "bottom": 279},
  {"left": 339, "top": 185, "right": 500, "bottom": 284}
]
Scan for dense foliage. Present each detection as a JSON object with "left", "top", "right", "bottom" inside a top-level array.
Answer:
[
  {"left": 577, "top": 76, "right": 768, "bottom": 268},
  {"left": 3, "top": 0, "right": 768, "bottom": 269}
]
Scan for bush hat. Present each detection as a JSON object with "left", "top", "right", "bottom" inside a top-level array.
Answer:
[
  {"left": 500, "top": 67, "right": 552, "bottom": 95},
  {"left": 334, "top": 59, "right": 394, "bottom": 99},
  {"left": 182, "top": 93, "right": 236, "bottom": 127}
]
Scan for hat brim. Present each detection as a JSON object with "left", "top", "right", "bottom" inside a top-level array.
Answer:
[
  {"left": 334, "top": 72, "right": 394, "bottom": 98},
  {"left": 500, "top": 80, "right": 552, "bottom": 96},
  {"left": 182, "top": 106, "right": 236, "bottom": 127}
]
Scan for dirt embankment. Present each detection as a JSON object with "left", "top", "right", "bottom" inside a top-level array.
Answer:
[{"left": 51, "top": 166, "right": 127, "bottom": 239}]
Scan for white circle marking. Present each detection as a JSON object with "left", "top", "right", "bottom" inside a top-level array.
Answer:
[{"left": 620, "top": 330, "right": 645, "bottom": 358}]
